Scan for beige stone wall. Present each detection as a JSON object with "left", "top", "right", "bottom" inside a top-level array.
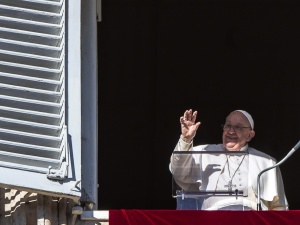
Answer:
[{"left": 0, "top": 188, "right": 101, "bottom": 225}]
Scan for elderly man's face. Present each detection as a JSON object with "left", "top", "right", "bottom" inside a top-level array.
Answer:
[{"left": 222, "top": 111, "right": 255, "bottom": 151}]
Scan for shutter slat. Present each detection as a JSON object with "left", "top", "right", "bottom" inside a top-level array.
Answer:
[
  {"left": 0, "top": 151, "right": 61, "bottom": 169},
  {"left": 0, "top": 61, "right": 62, "bottom": 79},
  {"left": 0, "top": 106, "right": 63, "bottom": 125},
  {"left": 0, "top": 129, "right": 62, "bottom": 148},
  {"left": 0, "top": 96, "right": 63, "bottom": 114},
  {"left": 0, "top": 16, "right": 63, "bottom": 35},
  {"left": 0, "top": 50, "right": 62, "bottom": 69},
  {"left": 0, "top": 72, "right": 61, "bottom": 91},
  {"left": 0, "top": 141, "right": 61, "bottom": 158},
  {"left": 0, "top": 28, "right": 62, "bottom": 46},
  {"left": 0, "top": 38, "right": 63, "bottom": 57},
  {"left": 0, "top": 117, "right": 61, "bottom": 136},
  {"left": 0, "top": 4, "right": 63, "bottom": 24},
  {"left": 0, "top": 0, "right": 63, "bottom": 13},
  {"left": 0, "top": 84, "right": 63, "bottom": 102}
]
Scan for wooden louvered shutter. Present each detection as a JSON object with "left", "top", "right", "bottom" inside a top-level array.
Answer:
[{"left": 0, "top": 0, "right": 81, "bottom": 199}]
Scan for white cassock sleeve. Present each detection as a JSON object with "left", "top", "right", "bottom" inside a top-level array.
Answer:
[{"left": 169, "top": 137, "right": 203, "bottom": 191}]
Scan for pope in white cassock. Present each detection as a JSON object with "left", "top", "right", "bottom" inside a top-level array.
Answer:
[{"left": 170, "top": 109, "right": 288, "bottom": 210}]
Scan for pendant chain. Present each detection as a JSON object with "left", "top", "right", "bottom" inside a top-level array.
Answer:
[{"left": 227, "top": 154, "right": 246, "bottom": 181}]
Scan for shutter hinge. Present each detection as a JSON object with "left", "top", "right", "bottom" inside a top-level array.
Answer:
[{"left": 47, "top": 162, "right": 68, "bottom": 180}]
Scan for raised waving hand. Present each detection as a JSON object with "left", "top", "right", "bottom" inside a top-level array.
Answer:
[{"left": 180, "top": 109, "right": 201, "bottom": 143}]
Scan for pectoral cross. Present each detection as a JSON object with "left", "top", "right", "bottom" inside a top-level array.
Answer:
[{"left": 224, "top": 180, "right": 236, "bottom": 192}]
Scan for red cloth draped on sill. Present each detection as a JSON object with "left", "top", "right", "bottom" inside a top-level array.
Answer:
[{"left": 109, "top": 210, "right": 300, "bottom": 225}]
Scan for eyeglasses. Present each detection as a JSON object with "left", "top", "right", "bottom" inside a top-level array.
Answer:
[{"left": 222, "top": 124, "right": 251, "bottom": 132}]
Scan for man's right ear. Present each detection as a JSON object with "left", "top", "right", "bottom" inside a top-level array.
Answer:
[{"left": 247, "top": 130, "right": 255, "bottom": 142}]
